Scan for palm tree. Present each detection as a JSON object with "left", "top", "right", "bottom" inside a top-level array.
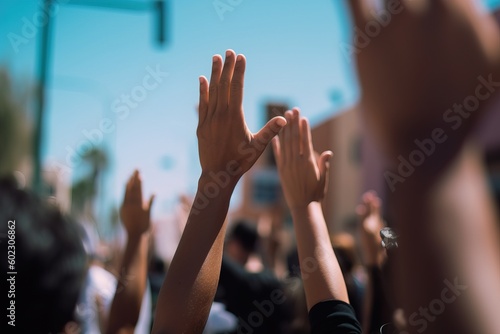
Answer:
[
  {"left": 71, "top": 147, "right": 108, "bottom": 221},
  {"left": 0, "top": 68, "right": 29, "bottom": 179}
]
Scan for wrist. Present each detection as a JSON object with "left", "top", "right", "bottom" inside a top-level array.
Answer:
[
  {"left": 126, "top": 231, "right": 149, "bottom": 246},
  {"left": 198, "top": 171, "right": 239, "bottom": 194},
  {"left": 290, "top": 201, "right": 322, "bottom": 217},
  {"left": 188, "top": 174, "right": 238, "bottom": 216}
]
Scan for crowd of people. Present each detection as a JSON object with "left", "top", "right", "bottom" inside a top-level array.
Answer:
[{"left": 1, "top": 0, "right": 500, "bottom": 333}]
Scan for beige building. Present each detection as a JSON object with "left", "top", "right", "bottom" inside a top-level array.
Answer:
[
  {"left": 232, "top": 104, "right": 365, "bottom": 233},
  {"left": 232, "top": 95, "right": 500, "bottom": 234}
]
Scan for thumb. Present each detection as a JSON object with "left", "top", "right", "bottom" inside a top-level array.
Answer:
[
  {"left": 271, "top": 136, "right": 282, "bottom": 168},
  {"left": 253, "top": 116, "right": 287, "bottom": 150},
  {"left": 318, "top": 151, "right": 333, "bottom": 196},
  {"left": 147, "top": 194, "right": 155, "bottom": 214},
  {"left": 318, "top": 151, "right": 333, "bottom": 177}
]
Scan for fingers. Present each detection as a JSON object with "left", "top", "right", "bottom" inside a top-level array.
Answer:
[
  {"left": 291, "top": 108, "right": 301, "bottom": 157},
  {"left": 229, "top": 54, "right": 246, "bottom": 114},
  {"left": 208, "top": 55, "right": 223, "bottom": 118},
  {"left": 131, "top": 170, "right": 143, "bottom": 204},
  {"left": 271, "top": 136, "right": 282, "bottom": 169},
  {"left": 367, "top": 192, "right": 381, "bottom": 215},
  {"left": 217, "top": 50, "right": 237, "bottom": 114},
  {"left": 198, "top": 76, "right": 209, "bottom": 126},
  {"left": 123, "top": 170, "right": 144, "bottom": 206},
  {"left": 148, "top": 194, "right": 155, "bottom": 213},
  {"left": 360, "top": 191, "right": 381, "bottom": 216},
  {"left": 280, "top": 110, "right": 323, "bottom": 162},
  {"left": 123, "top": 170, "right": 136, "bottom": 203},
  {"left": 300, "top": 117, "right": 314, "bottom": 158},
  {"left": 282, "top": 111, "right": 293, "bottom": 162},
  {"left": 206, "top": 51, "right": 245, "bottom": 120},
  {"left": 356, "top": 203, "right": 367, "bottom": 217}
]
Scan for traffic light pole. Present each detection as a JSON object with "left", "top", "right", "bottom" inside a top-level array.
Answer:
[{"left": 32, "top": 0, "right": 166, "bottom": 194}]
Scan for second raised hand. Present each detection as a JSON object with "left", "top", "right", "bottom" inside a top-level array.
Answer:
[
  {"left": 120, "top": 170, "right": 155, "bottom": 237},
  {"left": 272, "top": 108, "right": 333, "bottom": 211},
  {"left": 197, "top": 50, "right": 286, "bottom": 183}
]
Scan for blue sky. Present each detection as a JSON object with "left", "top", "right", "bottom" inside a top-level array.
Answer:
[{"left": 1, "top": 0, "right": 499, "bottom": 223}]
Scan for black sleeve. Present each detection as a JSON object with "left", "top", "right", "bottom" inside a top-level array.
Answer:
[
  {"left": 368, "top": 265, "right": 394, "bottom": 333},
  {"left": 309, "top": 300, "right": 362, "bottom": 334}
]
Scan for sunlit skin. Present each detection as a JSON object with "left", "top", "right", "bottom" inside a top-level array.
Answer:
[
  {"left": 151, "top": 50, "right": 285, "bottom": 333},
  {"left": 107, "top": 170, "right": 154, "bottom": 334},
  {"left": 272, "top": 108, "right": 349, "bottom": 310}
]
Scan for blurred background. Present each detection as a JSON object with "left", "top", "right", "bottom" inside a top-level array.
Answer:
[{"left": 1, "top": 0, "right": 500, "bottom": 262}]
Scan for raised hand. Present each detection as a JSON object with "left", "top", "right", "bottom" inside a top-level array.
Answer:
[
  {"left": 356, "top": 191, "right": 385, "bottom": 267},
  {"left": 107, "top": 170, "right": 154, "bottom": 334},
  {"left": 153, "top": 51, "right": 286, "bottom": 333},
  {"left": 197, "top": 49, "right": 286, "bottom": 181},
  {"left": 350, "top": 0, "right": 500, "bottom": 156},
  {"left": 120, "top": 170, "right": 154, "bottom": 237},
  {"left": 272, "top": 108, "right": 332, "bottom": 211},
  {"left": 272, "top": 108, "right": 353, "bottom": 311}
]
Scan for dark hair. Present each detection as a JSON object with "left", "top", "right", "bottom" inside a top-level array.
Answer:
[
  {"left": 228, "top": 219, "right": 259, "bottom": 253},
  {"left": 0, "top": 177, "right": 87, "bottom": 333}
]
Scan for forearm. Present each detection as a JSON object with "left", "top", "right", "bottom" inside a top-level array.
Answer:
[
  {"left": 107, "top": 233, "right": 149, "bottom": 334},
  {"left": 152, "top": 176, "right": 236, "bottom": 333},
  {"left": 427, "top": 144, "right": 500, "bottom": 334},
  {"left": 390, "top": 144, "right": 500, "bottom": 334},
  {"left": 291, "top": 201, "right": 349, "bottom": 310}
]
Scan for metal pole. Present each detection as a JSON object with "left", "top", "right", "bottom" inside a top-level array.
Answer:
[
  {"left": 33, "top": 0, "right": 53, "bottom": 194},
  {"left": 33, "top": 0, "right": 166, "bottom": 194}
]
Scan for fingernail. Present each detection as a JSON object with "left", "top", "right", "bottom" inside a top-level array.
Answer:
[
  {"left": 212, "top": 55, "right": 218, "bottom": 63},
  {"left": 226, "top": 50, "right": 232, "bottom": 58},
  {"left": 199, "top": 76, "right": 203, "bottom": 84}
]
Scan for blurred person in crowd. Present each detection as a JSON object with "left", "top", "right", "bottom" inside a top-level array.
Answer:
[
  {"left": 0, "top": 167, "right": 155, "bottom": 334},
  {"left": 331, "top": 233, "right": 365, "bottom": 321},
  {"left": 202, "top": 302, "right": 238, "bottom": 334},
  {"left": 356, "top": 191, "right": 394, "bottom": 334},
  {"left": 216, "top": 220, "right": 292, "bottom": 333},
  {"left": 283, "top": 277, "right": 310, "bottom": 334},
  {"left": 224, "top": 219, "right": 259, "bottom": 267},
  {"left": 148, "top": 255, "right": 167, "bottom": 325},
  {"left": 78, "top": 170, "right": 154, "bottom": 334},
  {"left": 104, "top": 170, "right": 154, "bottom": 334},
  {"left": 0, "top": 175, "right": 87, "bottom": 334},
  {"left": 1, "top": 68, "right": 87, "bottom": 333}
]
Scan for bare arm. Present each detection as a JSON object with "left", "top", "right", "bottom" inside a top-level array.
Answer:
[
  {"left": 407, "top": 143, "right": 500, "bottom": 334},
  {"left": 152, "top": 50, "right": 286, "bottom": 333},
  {"left": 349, "top": 0, "right": 500, "bottom": 332},
  {"left": 356, "top": 192, "right": 386, "bottom": 333},
  {"left": 272, "top": 108, "right": 347, "bottom": 310},
  {"left": 106, "top": 171, "right": 154, "bottom": 334}
]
